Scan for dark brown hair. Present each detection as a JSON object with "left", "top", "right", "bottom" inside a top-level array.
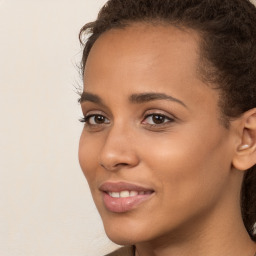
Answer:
[{"left": 79, "top": 0, "right": 256, "bottom": 240}]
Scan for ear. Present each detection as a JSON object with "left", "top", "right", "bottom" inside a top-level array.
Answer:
[{"left": 232, "top": 108, "right": 256, "bottom": 171}]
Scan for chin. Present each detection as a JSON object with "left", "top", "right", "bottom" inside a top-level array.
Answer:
[
  {"left": 106, "top": 232, "right": 137, "bottom": 246},
  {"left": 105, "top": 227, "right": 148, "bottom": 246},
  {"left": 100, "top": 212, "right": 152, "bottom": 245}
]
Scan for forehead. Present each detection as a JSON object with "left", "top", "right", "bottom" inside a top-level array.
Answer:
[
  {"left": 83, "top": 23, "right": 219, "bottom": 117},
  {"left": 84, "top": 23, "right": 202, "bottom": 85}
]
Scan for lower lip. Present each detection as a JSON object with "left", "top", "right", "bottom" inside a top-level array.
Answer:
[{"left": 102, "top": 192, "right": 154, "bottom": 213}]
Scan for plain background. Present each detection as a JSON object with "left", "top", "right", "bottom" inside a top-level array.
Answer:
[
  {"left": 1, "top": 0, "right": 256, "bottom": 255},
  {"left": 0, "top": 0, "right": 119, "bottom": 255}
]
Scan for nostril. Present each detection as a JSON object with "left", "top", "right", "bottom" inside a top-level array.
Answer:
[
  {"left": 117, "top": 163, "right": 129, "bottom": 166},
  {"left": 100, "top": 162, "right": 130, "bottom": 171}
]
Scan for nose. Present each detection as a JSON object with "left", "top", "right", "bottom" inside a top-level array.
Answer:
[{"left": 99, "top": 124, "right": 140, "bottom": 172}]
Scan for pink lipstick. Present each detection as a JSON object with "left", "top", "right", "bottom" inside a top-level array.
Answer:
[{"left": 99, "top": 182, "right": 154, "bottom": 213}]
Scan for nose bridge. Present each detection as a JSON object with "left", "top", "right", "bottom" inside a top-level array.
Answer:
[{"left": 99, "top": 120, "right": 138, "bottom": 171}]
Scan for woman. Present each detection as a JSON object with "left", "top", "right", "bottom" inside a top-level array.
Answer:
[{"left": 78, "top": 0, "right": 256, "bottom": 255}]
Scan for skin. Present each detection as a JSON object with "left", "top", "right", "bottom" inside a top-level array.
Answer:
[{"left": 79, "top": 24, "right": 256, "bottom": 256}]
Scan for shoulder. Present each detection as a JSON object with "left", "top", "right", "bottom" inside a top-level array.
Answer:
[{"left": 104, "top": 246, "right": 134, "bottom": 256}]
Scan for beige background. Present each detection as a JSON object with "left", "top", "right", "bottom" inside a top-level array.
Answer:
[
  {"left": 0, "top": 0, "right": 119, "bottom": 255},
  {"left": 1, "top": 0, "right": 256, "bottom": 255}
]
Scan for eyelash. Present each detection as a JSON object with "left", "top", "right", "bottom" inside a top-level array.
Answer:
[
  {"left": 79, "top": 114, "right": 110, "bottom": 125},
  {"left": 142, "top": 113, "right": 174, "bottom": 127},
  {"left": 79, "top": 112, "right": 175, "bottom": 129}
]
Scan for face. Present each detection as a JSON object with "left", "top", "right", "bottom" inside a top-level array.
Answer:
[{"left": 79, "top": 24, "right": 236, "bottom": 245}]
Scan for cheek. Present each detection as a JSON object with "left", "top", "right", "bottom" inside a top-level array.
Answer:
[
  {"left": 78, "top": 133, "right": 99, "bottom": 184},
  {"left": 139, "top": 125, "right": 231, "bottom": 212}
]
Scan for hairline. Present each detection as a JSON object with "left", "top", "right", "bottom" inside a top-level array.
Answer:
[{"left": 82, "top": 20, "right": 231, "bottom": 128}]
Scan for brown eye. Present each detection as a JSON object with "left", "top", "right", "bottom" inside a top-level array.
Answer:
[
  {"left": 85, "top": 114, "right": 110, "bottom": 125},
  {"left": 152, "top": 115, "right": 165, "bottom": 124},
  {"left": 94, "top": 115, "right": 106, "bottom": 124},
  {"left": 143, "top": 114, "right": 174, "bottom": 125}
]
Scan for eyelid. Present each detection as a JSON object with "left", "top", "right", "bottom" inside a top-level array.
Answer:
[
  {"left": 80, "top": 101, "right": 111, "bottom": 116},
  {"left": 143, "top": 109, "right": 176, "bottom": 120},
  {"left": 140, "top": 110, "right": 177, "bottom": 130},
  {"left": 143, "top": 114, "right": 174, "bottom": 122},
  {"left": 142, "top": 114, "right": 174, "bottom": 125},
  {"left": 80, "top": 110, "right": 110, "bottom": 124},
  {"left": 83, "top": 109, "right": 108, "bottom": 118},
  {"left": 86, "top": 114, "right": 110, "bottom": 124}
]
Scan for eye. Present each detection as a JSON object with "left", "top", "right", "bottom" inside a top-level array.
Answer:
[
  {"left": 142, "top": 113, "right": 174, "bottom": 126},
  {"left": 80, "top": 114, "right": 110, "bottom": 125}
]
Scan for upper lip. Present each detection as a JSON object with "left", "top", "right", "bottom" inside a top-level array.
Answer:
[{"left": 99, "top": 181, "right": 154, "bottom": 193}]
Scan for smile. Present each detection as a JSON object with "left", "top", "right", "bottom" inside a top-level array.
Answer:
[
  {"left": 99, "top": 182, "right": 155, "bottom": 213},
  {"left": 108, "top": 190, "right": 152, "bottom": 198}
]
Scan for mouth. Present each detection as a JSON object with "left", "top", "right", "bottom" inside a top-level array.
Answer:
[
  {"left": 107, "top": 190, "right": 152, "bottom": 198},
  {"left": 99, "top": 182, "right": 155, "bottom": 213}
]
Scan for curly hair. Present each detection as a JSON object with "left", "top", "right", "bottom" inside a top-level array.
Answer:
[{"left": 79, "top": 0, "right": 256, "bottom": 241}]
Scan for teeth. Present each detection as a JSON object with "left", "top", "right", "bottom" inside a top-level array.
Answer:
[
  {"left": 108, "top": 190, "right": 145, "bottom": 198},
  {"left": 130, "top": 191, "right": 138, "bottom": 196},
  {"left": 120, "top": 191, "right": 130, "bottom": 198},
  {"left": 110, "top": 192, "right": 120, "bottom": 198}
]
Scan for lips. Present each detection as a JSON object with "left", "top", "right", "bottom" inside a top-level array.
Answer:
[{"left": 99, "top": 182, "right": 154, "bottom": 213}]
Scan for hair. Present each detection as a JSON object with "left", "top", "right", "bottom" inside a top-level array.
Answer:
[{"left": 79, "top": 0, "right": 256, "bottom": 241}]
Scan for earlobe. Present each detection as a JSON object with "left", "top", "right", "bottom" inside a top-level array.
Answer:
[{"left": 232, "top": 109, "right": 256, "bottom": 171}]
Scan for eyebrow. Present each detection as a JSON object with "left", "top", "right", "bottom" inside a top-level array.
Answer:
[
  {"left": 79, "top": 92, "right": 187, "bottom": 108},
  {"left": 78, "top": 92, "right": 104, "bottom": 105},
  {"left": 129, "top": 92, "right": 187, "bottom": 108}
]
